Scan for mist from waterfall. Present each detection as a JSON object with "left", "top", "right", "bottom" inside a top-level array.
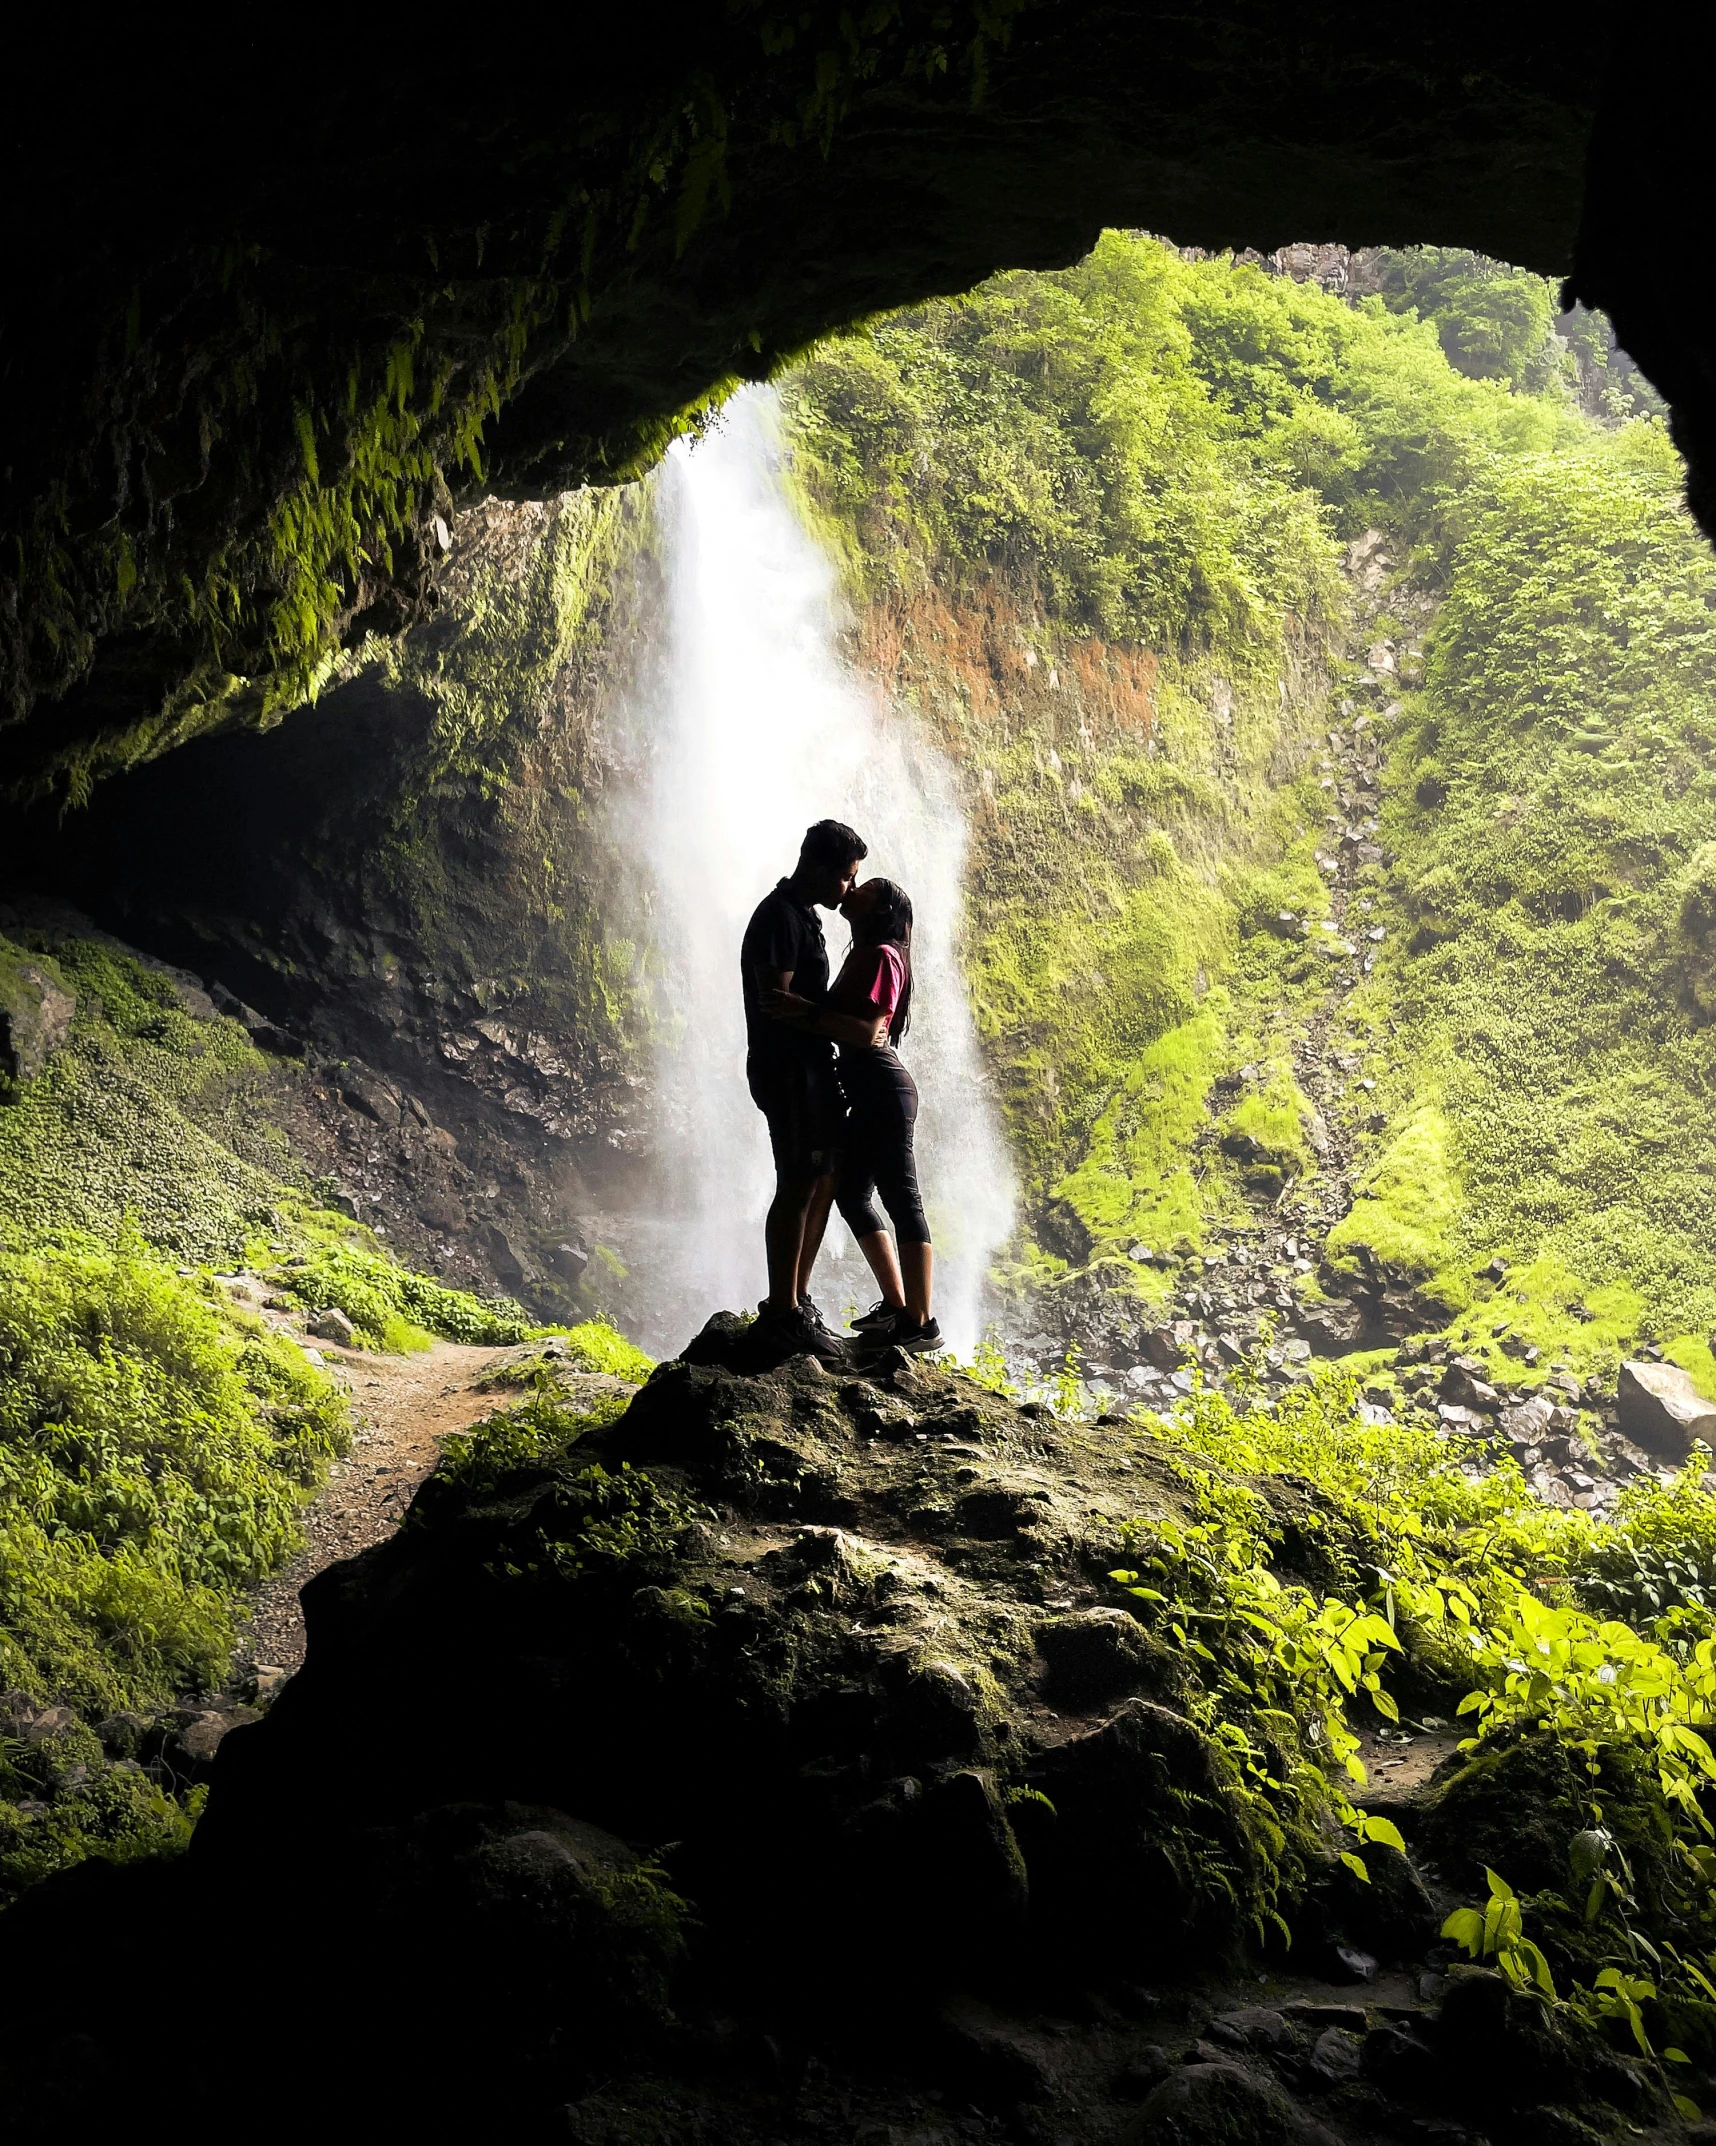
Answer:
[{"left": 609, "top": 386, "right": 1015, "bottom": 1358}]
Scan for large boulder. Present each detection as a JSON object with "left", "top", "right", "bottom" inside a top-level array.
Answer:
[
  {"left": 1616, "top": 1359, "right": 1716, "bottom": 1458},
  {"left": 193, "top": 1331, "right": 1295, "bottom": 1995}
]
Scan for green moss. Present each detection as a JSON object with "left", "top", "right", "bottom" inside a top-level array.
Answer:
[
  {"left": 1051, "top": 1007, "right": 1222, "bottom": 1281},
  {"left": 0, "top": 1227, "right": 346, "bottom": 1707},
  {"left": 1663, "top": 1335, "right": 1716, "bottom": 1401},
  {"left": 786, "top": 239, "right": 1712, "bottom": 1354},
  {"left": 1326, "top": 1100, "right": 1462, "bottom": 1296},
  {"left": 332, "top": 485, "right": 653, "bottom": 1088}
]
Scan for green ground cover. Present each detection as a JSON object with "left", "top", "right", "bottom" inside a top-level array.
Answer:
[{"left": 1340, "top": 428, "right": 1716, "bottom": 1374}]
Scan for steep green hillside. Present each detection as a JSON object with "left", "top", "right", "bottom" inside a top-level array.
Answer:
[
  {"left": 1340, "top": 427, "right": 1716, "bottom": 1376},
  {"left": 783, "top": 235, "right": 1714, "bottom": 1375}
]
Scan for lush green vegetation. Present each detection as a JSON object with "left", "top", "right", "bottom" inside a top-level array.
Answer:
[
  {"left": 782, "top": 235, "right": 1716, "bottom": 1376},
  {"left": 1113, "top": 1362, "right": 1716, "bottom": 2084}
]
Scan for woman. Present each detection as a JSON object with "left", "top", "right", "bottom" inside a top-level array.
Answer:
[{"left": 765, "top": 876, "right": 939, "bottom": 1354}]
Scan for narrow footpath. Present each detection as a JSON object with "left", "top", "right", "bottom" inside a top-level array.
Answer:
[{"left": 241, "top": 1339, "right": 510, "bottom": 1678}]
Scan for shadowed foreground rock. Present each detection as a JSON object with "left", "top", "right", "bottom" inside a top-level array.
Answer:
[{"left": 0, "top": 1322, "right": 1684, "bottom": 2142}]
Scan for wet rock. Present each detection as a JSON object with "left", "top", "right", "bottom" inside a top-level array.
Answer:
[
  {"left": 1363, "top": 2022, "right": 1435, "bottom": 2100},
  {"left": 1111, "top": 2048, "right": 1173, "bottom": 2098},
  {"left": 1441, "top": 1359, "right": 1499, "bottom": 1411},
  {"left": 358, "top": 1801, "right": 688, "bottom": 2047},
  {"left": 931, "top": 1996, "right": 1052, "bottom": 2107},
  {"left": 1282, "top": 2002, "right": 1367, "bottom": 2034},
  {"left": 1298, "top": 1300, "right": 1363, "bottom": 1351},
  {"left": 1502, "top": 1394, "right": 1555, "bottom": 1444},
  {"left": 1138, "top": 1323, "right": 1194, "bottom": 1371},
  {"left": 92, "top": 1711, "right": 152, "bottom": 1760},
  {"left": 1616, "top": 1359, "right": 1716, "bottom": 1458},
  {"left": 1027, "top": 1699, "right": 1249, "bottom": 1967},
  {"left": 332, "top": 1062, "right": 404, "bottom": 1126}
]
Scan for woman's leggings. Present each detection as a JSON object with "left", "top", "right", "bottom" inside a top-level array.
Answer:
[{"left": 835, "top": 1046, "right": 931, "bottom": 1246}]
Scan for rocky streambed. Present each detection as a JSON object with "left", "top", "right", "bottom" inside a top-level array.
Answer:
[{"left": 0, "top": 1323, "right": 1702, "bottom": 2144}]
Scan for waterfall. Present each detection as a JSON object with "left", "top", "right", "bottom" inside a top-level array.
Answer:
[{"left": 609, "top": 385, "right": 1015, "bottom": 1358}]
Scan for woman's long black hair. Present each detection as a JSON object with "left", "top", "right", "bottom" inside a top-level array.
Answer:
[{"left": 851, "top": 877, "right": 914, "bottom": 1044}]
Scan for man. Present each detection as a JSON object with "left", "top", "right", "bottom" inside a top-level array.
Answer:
[{"left": 741, "top": 819, "right": 867, "bottom": 1362}]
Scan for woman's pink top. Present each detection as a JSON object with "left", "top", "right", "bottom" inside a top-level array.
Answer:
[{"left": 842, "top": 943, "right": 906, "bottom": 1025}]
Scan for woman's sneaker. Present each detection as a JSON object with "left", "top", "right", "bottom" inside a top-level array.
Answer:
[
  {"left": 888, "top": 1316, "right": 943, "bottom": 1355},
  {"left": 849, "top": 1299, "right": 906, "bottom": 1333}
]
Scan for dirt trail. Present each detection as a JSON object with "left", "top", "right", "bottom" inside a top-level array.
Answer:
[{"left": 241, "top": 1340, "right": 510, "bottom": 1677}]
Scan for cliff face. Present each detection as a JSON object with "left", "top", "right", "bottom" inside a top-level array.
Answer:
[{"left": 0, "top": 492, "right": 663, "bottom": 1318}]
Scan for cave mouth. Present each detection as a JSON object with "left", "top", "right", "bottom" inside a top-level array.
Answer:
[{"left": 6, "top": 20, "right": 1716, "bottom": 2134}]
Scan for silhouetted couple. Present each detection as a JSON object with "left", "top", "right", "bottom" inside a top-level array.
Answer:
[{"left": 740, "top": 818, "right": 939, "bottom": 1366}]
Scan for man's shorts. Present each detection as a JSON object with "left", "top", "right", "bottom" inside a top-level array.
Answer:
[{"left": 747, "top": 1051, "right": 846, "bottom": 1178}]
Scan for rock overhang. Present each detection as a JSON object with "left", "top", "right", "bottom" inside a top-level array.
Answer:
[{"left": 4, "top": 4, "right": 1705, "bottom": 809}]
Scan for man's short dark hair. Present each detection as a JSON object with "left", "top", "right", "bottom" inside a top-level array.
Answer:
[{"left": 799, "top": 819, "right": 867, "bottom": 872}]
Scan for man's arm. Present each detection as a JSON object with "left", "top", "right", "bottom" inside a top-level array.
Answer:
[{"left": 763, "top": 975, "right": 885, "bottom": 1048}]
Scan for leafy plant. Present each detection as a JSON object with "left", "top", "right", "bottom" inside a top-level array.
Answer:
[{"left": 1442, "top": 1867, "right": 1558, "bottom": 1997}]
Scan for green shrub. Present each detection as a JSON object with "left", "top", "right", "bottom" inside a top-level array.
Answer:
[
  {"left": 0, "top": 1228, "right": 346, "bottom": 1712},
  {"left": 274, "top": 1243, "right": 540, "bottom": 1349}
]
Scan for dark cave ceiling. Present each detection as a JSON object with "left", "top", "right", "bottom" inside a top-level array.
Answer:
[{"left": 0, "top": 3, "right": 1705, "bottom": 806}]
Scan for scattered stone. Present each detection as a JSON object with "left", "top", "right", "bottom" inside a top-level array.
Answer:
[
  {"left": 1282, "top": 2003, "right": 1367, "bottom": 2034},
  {"left": 1502, "top": 1394, "right": 1554, "bottom": 1444},
  {"left": 1123, "top": 2060, "right": 1327, "bottom": 2146},
  {"left": 1363, "top": 2022, "right": 1435, "bottom": 2100},
  {"left": 1306, "top": 2027, "right": 1365, "bottom": 2087},
  {"left": 1210, "top": 2006, "right": 1290, "bottom": 2051},
  {"left": 932, "top": 1997, "right": 1052, "bottom": 2106},
  {"left": 1111, "top": 2048, "right": 1173, "bottom": 2099},
  {"left": 308, "top": 1307, "right": 357, "bottom": 1347},
  {"left": 1616, "top": 1359, "right": 1716, "bottom": 1458},
  {"left": 1440, "top": 1358, "right": 1498, "bottom": 1411}
]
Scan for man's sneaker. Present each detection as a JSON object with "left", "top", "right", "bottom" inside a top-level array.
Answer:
[
  {"left": 849, "top": 1299, "right": 906, "bottom": 1333},
  {"left": 760, "top": 1301, "right": 848, "bottom": 1366},
  {"left": 799, "top": 1294, "right": 844, "bottom": 1343},
  {"left": 887, "top": 1316, "right": 943, "bottom": 1356}
]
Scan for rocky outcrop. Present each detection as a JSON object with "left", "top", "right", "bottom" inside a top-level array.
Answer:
[
  {"left": 0, "top": 499, "right": 654, "bottom": 1318},
  {"left": 0, "top": 941, "right": 74, "bottom": 1087}
]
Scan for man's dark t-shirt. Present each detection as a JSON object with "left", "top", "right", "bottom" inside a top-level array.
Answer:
[{"left": 741, "top": 878, "right": 832, "bottom": 1071}]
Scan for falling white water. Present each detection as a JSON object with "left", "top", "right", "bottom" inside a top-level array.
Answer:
[{"left": 609, "top": 386, "right": 1015, "bottom": 1357}]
